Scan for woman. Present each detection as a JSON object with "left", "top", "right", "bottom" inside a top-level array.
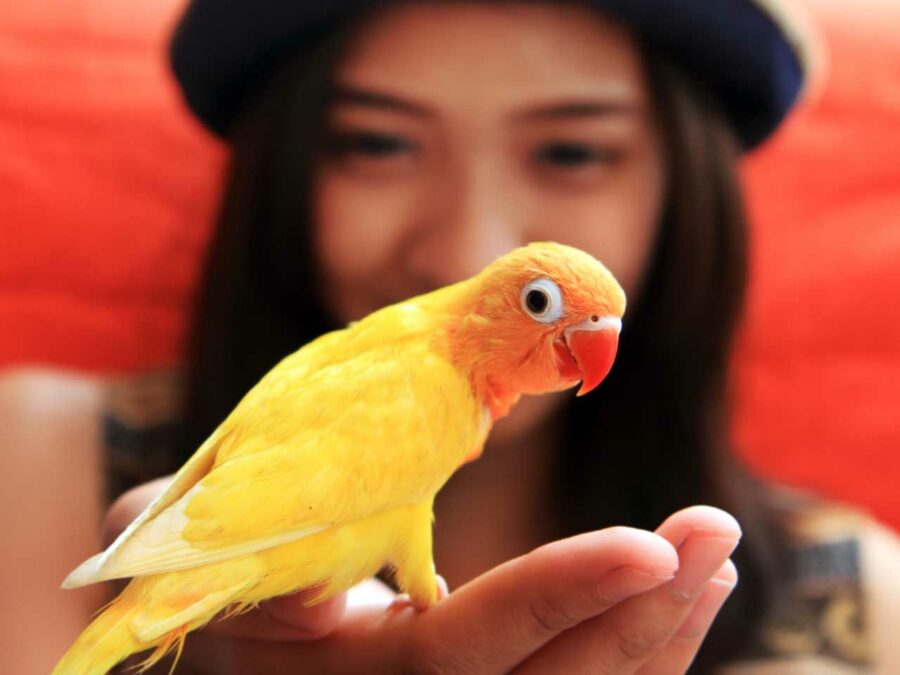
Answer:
[{"left": 100, "top": 1, "right": 899, "bottom": 673}]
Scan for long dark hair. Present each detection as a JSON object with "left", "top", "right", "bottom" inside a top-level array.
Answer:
[
  {"left": 558, "top": 45, "right": 789, "bottom": 670},
  {"left": 176, "top": 9, "right": 788, "bottom": 671}
]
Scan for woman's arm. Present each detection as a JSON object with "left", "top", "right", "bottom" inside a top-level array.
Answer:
[
  {"left": 862, "top": 518, "right": 900, "bottom": 675},
  {"left": 0, "top": 369, "right": 107, "bottom": 674}
]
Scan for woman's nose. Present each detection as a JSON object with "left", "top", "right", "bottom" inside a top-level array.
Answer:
[{"left": 403, "top": 164, "right": 523, "bottom": 289}]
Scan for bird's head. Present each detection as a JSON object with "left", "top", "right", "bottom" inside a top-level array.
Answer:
[{"left": 448, "top": 242, "right": 626, "bottom": 417}]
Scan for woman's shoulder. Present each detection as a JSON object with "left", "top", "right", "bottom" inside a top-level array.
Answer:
[
  {"left": 854, "top": 504, "right": 900, "bottom": 675},
  {"left": 720, "top": 489, "right": 900, "bottom": 674}
]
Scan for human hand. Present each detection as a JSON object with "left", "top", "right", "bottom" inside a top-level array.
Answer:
[{"left": 106, "top": 479, "right": 739, "bottom": 674}]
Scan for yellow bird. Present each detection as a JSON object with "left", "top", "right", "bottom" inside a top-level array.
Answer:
[{"left": 55, "top": 241, "right": 626, "bottom": 674}]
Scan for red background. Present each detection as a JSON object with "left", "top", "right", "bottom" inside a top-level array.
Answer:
[
  {"left": 0, "top": 0, "right": 224, "bottom": 372},
  {"left": 735, "top": 0, "right": 900, "bottom": 529}
]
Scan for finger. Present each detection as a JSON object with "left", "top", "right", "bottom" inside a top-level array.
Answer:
[
  {"left": 203, "top": 577, "right": 398, "bottom": 641},
  {"left": 167, "top": 580, "right": 399, "bottom": 674},
  {"left": 636, "top": 559, "right": 737, "bottom": 675},
  {"left": 512, "top": 508, "right": 740, "bottom": 675},
  {"left": 203, "top": 592, "right": 349, "bottom": 641},
  {"left": 411, "top": 527, "right": 679, "bottom": 674},
  {"left": 103, "top": 476, "right": 173, "bottom": 545},
  {"left": 175, "top": 531, "right": 676, "bottom": 675},
  {"left": 654, "top": 505, "right": 742, "bottom": 554},
  {"left": 212, "top": 531, "right": 676, "bottom": 675},
  {"left": 436, "top": 574, "right": 450, "bottom": 601},
  {"left": 209, "top": 601, "right": 412, "bottom": 675}
]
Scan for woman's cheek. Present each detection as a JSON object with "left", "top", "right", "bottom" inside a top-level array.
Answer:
[{"left": 314, "top": 173, "right": 416, "bottom": 321}]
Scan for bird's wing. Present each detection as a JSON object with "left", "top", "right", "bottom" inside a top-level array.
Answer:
[
  {"left": 61, "top": 325, "right": 350, "bottom": 588},
  {"left": 65, "top": 337, "right": 481, "bottom": 586}
]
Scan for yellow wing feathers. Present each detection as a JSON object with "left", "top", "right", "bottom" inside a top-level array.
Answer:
[{"left": 65, "top": 303, "right": 481, "bottom": 588}]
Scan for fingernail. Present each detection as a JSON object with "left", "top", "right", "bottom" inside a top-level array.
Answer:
[
  {"left": 436, "top": 575, "right": 450, "bottom": 601},
  {"left": 675, "top": 575, "right": 737, "bottom": 638},
  {"left": 669, "top": 536, "right": 739, "bottom": 599},
  {"left": 595, "top": 565, "right": 676, "bottom": 607}
]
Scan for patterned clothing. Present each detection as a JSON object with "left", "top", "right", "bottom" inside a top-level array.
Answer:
[{"left": 722, "top": 493, "right": 873, "bottom": 673}]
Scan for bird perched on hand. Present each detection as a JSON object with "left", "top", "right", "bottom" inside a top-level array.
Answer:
[{"left": 55, "top": 241, "right": 626, "bottom": 674}]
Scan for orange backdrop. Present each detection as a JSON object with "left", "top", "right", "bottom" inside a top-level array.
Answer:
[
  {"left": 735, "top": 0, "right": 900, "bottom": 529},
  {"left": 0, "top": 0, "right": 224, "bottom": 373}
]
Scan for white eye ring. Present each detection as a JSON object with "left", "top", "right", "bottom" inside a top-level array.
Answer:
[{"left": 521, "top": 278, "right": 564, "bottom": 323}]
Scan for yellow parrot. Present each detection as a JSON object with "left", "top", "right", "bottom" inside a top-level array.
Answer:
[{"left": 54, "top": 241, "right": 626, "bottom": 674}]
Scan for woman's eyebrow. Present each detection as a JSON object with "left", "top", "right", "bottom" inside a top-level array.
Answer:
[
  {"left": 330, "top": 84, "right": 434, "bottom": 118},
  {"left": 514, "top": 99, "right": 640, "bottom": 121}
]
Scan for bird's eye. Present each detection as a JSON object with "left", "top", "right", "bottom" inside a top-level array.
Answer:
[
  {"left": 520, "top": 278, "right": 564, "bottom": 323},
  {"left": 526, "top": 289, "right": 548, "bottom": 314}
]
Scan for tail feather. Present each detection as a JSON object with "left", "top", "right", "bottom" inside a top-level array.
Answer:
[
  {"left": 53, "top": 596, "right": 143, "bottom": 675},
  {"left": 54, "top": 576, "right": 250, "bottom": 674},
  {"left": 133, "top": 625, "right": 188, "bottom": 675}
]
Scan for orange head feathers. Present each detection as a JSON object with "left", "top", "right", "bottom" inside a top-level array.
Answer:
[{"left": 444, "top": 242, "right": 626, "bottom": 419}]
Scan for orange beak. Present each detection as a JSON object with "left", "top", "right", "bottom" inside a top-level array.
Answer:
[{"left": 555, "top": 316, "right": 621, "bottom": 396}]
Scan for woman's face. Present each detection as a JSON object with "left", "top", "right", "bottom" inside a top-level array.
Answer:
[{"left": 314, "top": 1, "right": 665, "bottom": 439}]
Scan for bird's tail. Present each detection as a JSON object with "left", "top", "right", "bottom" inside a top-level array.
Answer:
[{"left": 52, "top": 592, "right": 181, "bottom": 675}]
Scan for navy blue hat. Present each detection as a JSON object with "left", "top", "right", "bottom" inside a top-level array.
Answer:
[{"left": 170, "top": 0, "right": 815, "bottom": 148}]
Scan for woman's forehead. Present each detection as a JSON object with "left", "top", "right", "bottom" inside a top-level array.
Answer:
[{"left": 334, "top": 2, "right": 649, "bottom": 111}]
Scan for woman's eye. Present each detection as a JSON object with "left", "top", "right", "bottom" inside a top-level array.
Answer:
[
  {"left": 328, "top": 131, "right": 416, "bottom": 159},
  {"left": 533, "top": 142, "right": 620, "bottom": 168}
]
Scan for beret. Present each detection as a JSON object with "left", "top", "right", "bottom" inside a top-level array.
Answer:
[{"left": 170, "top": 0, "right": 815, "bottom": 148}]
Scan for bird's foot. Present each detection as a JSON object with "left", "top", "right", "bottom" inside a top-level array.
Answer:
[{"left": 388, "top": 576, "right": 448, "bottom": 613}]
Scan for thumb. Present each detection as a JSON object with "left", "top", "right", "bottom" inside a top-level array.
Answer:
[
  {"left": 259, "top": 575, "right": 404, "bottom": 638},
  {"left": 204, "top": 576, "right": 400, "bottom": 642},
  {"left": 262, "top": 591, "right": 346, "bottom": 637},
  {"left": 103, "top": 476, "right": 173, "bottom": 545},
  {"left": 200, "top": 591, "right": 349, "bottom": 641}
]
